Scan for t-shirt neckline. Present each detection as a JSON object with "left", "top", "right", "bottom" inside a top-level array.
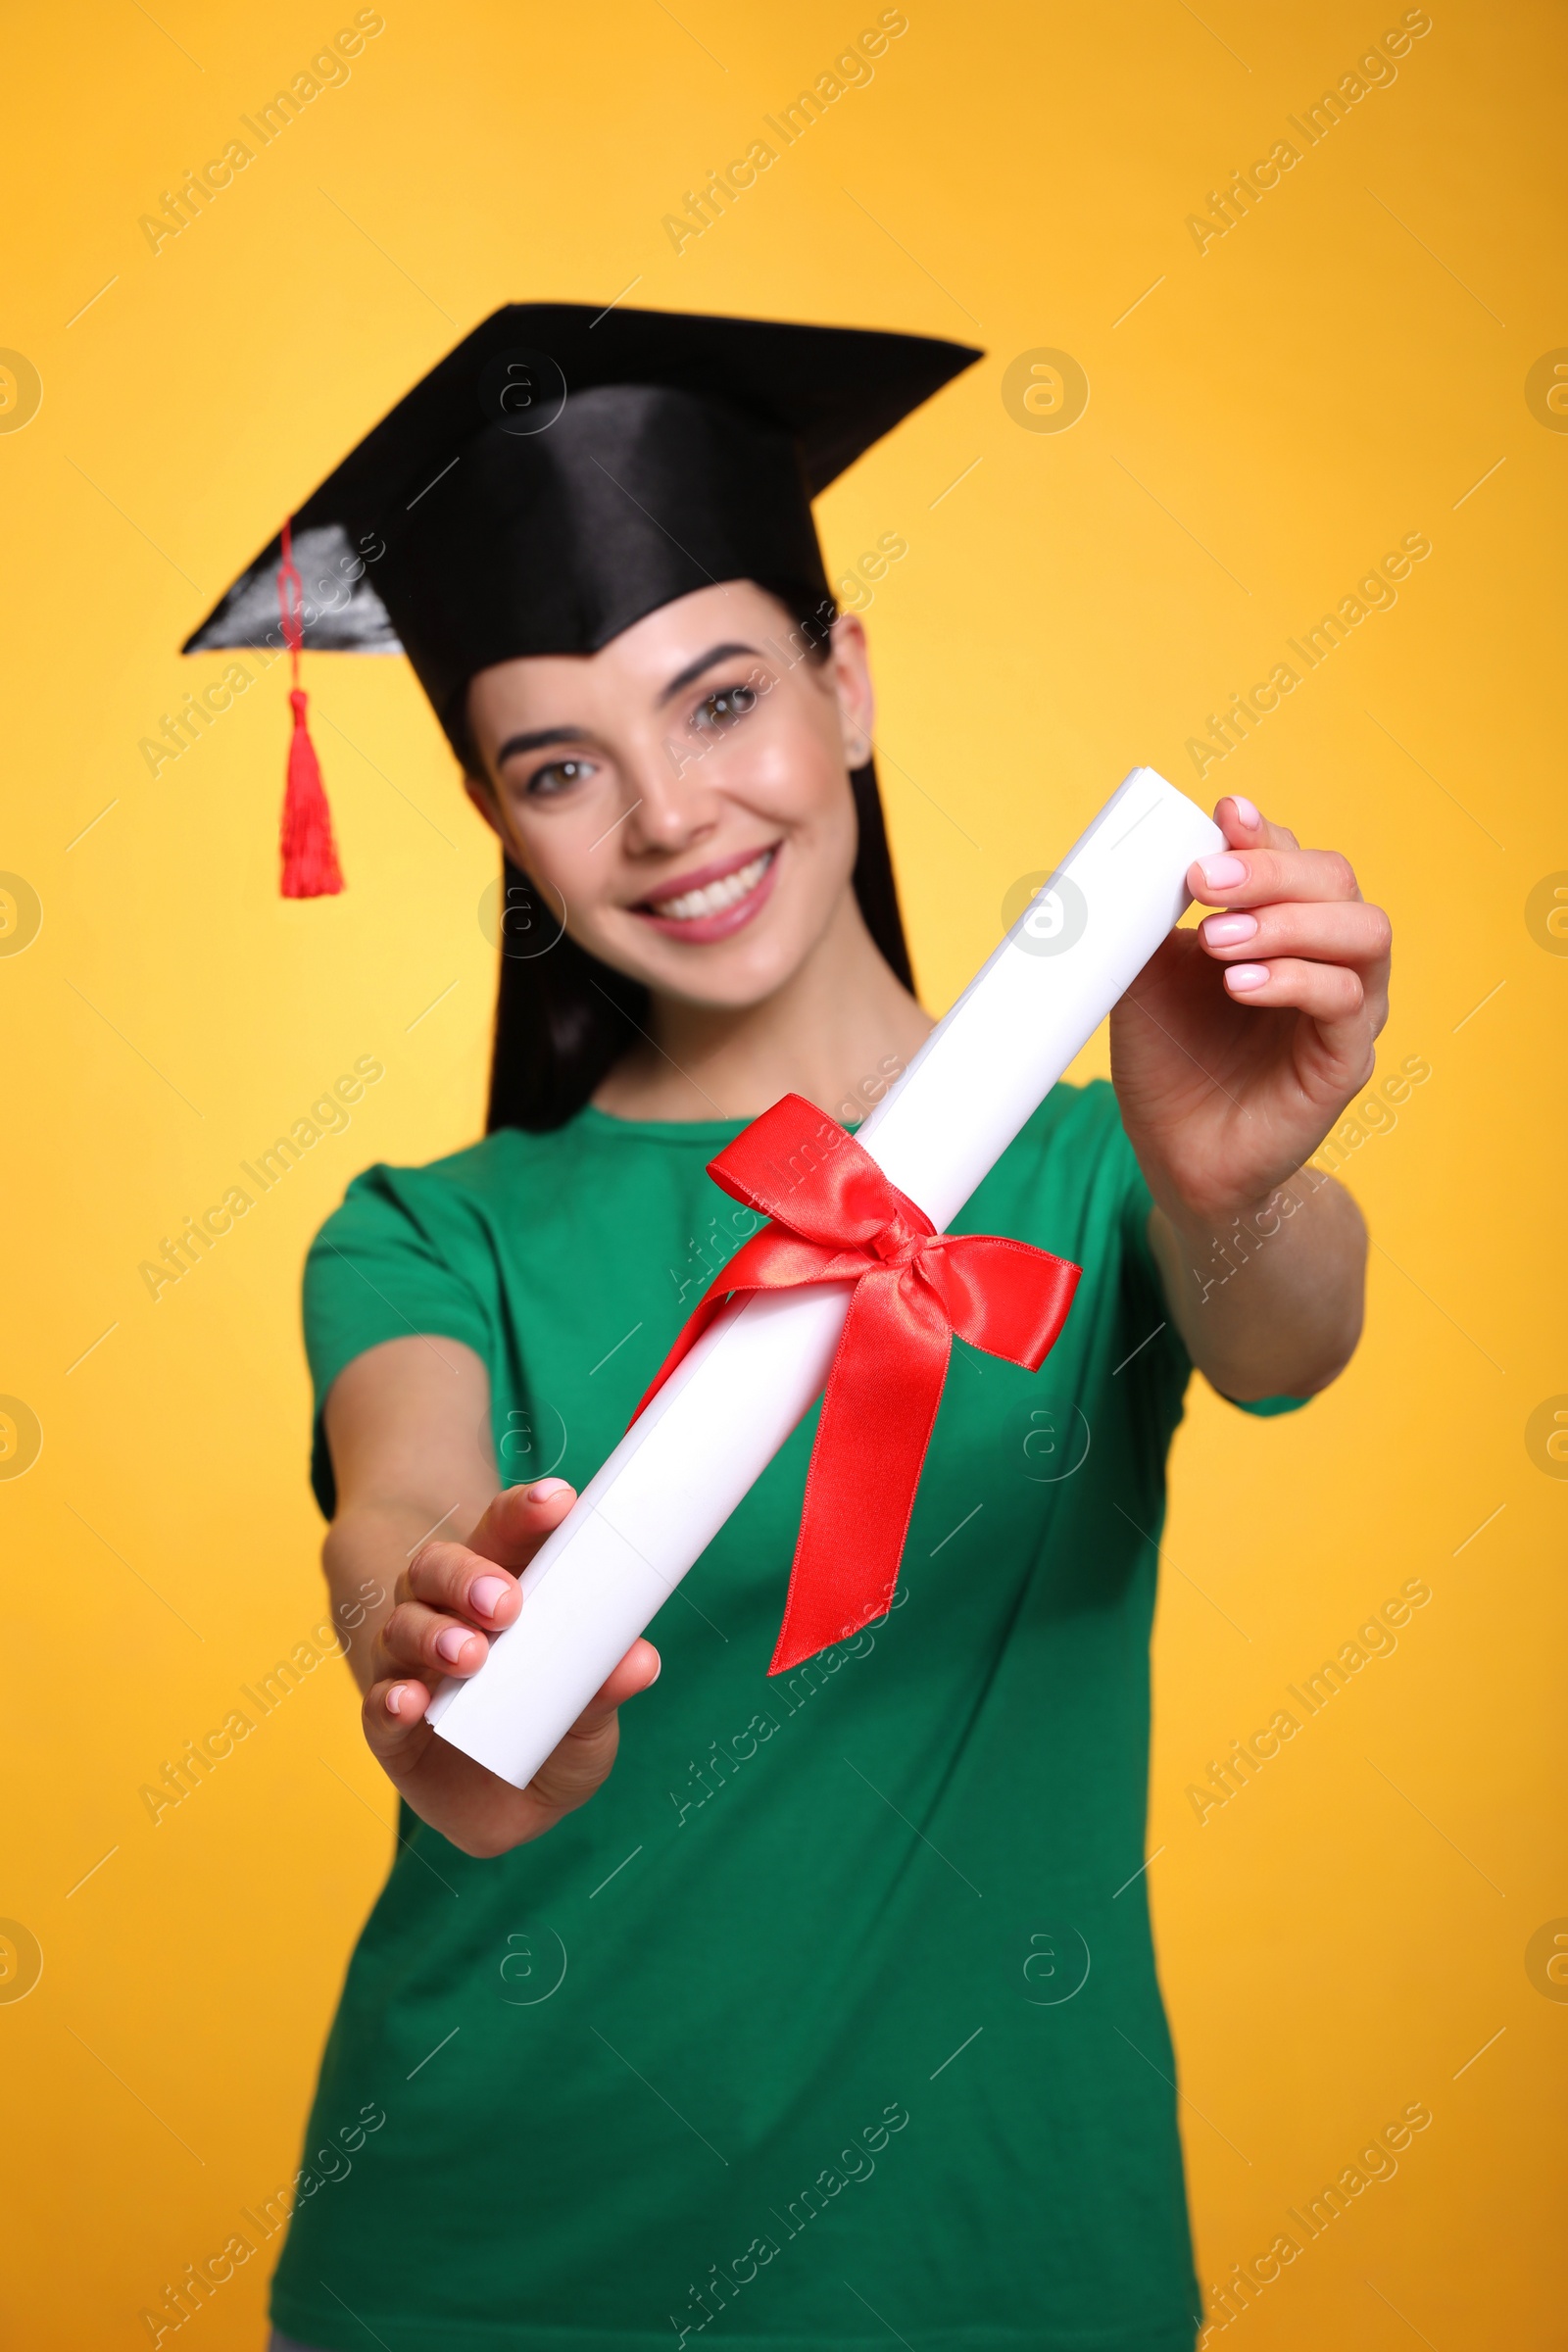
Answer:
[
  {"left": 576, "top": 1102, "right": 862, "bottom": 1146},
  {"left": 577, "top": 1102, "right": 751, "bottom": 1146}
]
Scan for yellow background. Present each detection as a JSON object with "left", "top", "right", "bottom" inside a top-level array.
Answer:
[{"left": 2, "top": 0, "right": 1562, "bottom": 2342}]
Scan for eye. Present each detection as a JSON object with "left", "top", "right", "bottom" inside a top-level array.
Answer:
[
  {"left": 524, "top": 757, "right": 597, "bottom": 800},
  {"left": 691, "top": 681, "right": 758, "bottom": 736}
]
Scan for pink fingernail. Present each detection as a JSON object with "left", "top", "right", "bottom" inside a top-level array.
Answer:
[
  {"left": 470, "top": 1574, "right": 510, "bottom": 1618},
  {"left": 1200, "top": 855, "right": 1248, "bottom": 891},
  {"left": 1232, "top": 796, "right": 1260, "bottom": 829},
  {"left": 1203, "top": 912, "right": 1257, "bottom": 947},
  {"left": 386, "top": 1684, "right": 408, "bottom": 1716},
  {"left": 1226, "top": 963, "right": 1270, "bottom": 991},
  {"left": 436, "top": 1627, "right": 471, "bottom": 1663},
  {"left": 528, "top": 1478, "right": 570, "bottom": 1501}
]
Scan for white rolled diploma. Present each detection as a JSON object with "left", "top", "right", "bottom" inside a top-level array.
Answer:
[{"left": 428, "top": 766, "right": 1224, "bottom": 1787}]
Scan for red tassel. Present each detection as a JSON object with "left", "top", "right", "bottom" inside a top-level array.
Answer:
[
  {"left": 275, "top": 517, "right": 344, "bottom": 899},
  {"left": 281, "top": 687, "right": 344, "bottom": 898}
]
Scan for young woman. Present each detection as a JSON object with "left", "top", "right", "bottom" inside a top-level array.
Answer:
[{"left": 191, "top": 308, "right": 1387, "bottom": 2352}]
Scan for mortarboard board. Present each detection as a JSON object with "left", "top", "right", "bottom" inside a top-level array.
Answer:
[{"left": 183, "top": 304, "right": 982, "bottom": 895}]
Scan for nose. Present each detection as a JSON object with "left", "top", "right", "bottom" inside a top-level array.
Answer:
[{"left": 616, "top": 743, "right": 718, "bottom": 862}]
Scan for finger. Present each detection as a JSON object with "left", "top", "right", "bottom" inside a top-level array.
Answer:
[
  {"left": 362, "top": 1676, "right": 435, "bottom": 1775},
  {"left": 1212, "top": 795, "right": 1299, "bottom": 856},
  {"left": 466, "top": 1478, "right": 578, "bottom": 1571},
  {"left": 1219, "top": 956, "right": 1368, "bottom": 1022},
  {"left": 407, "top": 1537, "right": 522, "bottom": 1630},
  {"left": 1188, "top": 845, "right": 1360, "bottom": 910},
  {"left": 1200, "top": 901, "right": 1392, "bottom": 967},
  {"left": 382, "top": 1596, "right": 491, "bottom": 1680}
]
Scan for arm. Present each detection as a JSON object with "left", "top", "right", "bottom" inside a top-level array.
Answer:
[
  {"left": 1147, "top": 1169, "right": 1366, "bottom": 1400},
  {"left": 321, "top": 1335, "right": 659, "bottom": 1857},
  {"left": 1111, "top": 795, "right": 1389, "bottom": 1399}
]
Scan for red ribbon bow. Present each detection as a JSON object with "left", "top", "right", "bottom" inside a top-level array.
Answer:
[{"left": 631, "top": 1094, "right": 1081, "bottom": 1674}]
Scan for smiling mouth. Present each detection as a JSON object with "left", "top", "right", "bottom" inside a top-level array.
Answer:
[{"left": 636, "top": 845, "right": 778, "bottom": 928}]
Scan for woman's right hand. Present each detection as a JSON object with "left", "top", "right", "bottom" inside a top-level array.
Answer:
[{"left": 362, "top": 1477, "right": 661, "bottom": 1858}]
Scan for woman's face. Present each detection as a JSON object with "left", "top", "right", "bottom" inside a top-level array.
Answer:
[{"left": 464, "top": 581, "right": 875, "bottom": 1009}]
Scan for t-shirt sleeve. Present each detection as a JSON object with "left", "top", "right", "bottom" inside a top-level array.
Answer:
[
  {"left": 1112, "top": 1126, "right": 1311, "bottom": 1419},
  {"left": 302, "top": 1162, "right": 496, "bottom": 1517}
]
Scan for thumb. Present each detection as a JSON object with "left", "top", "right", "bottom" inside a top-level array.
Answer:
[{"left": 526, "top": 1640, "right": 662, "bottom": 1818}]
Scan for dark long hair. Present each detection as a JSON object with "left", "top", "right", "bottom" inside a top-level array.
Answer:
[{"left": 485, "top": 754, "right": 912, "bottom": 1132}]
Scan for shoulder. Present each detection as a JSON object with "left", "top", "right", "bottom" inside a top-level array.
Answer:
[
  {"left": 300, "top": 1135, "right": 556, "bottom": 1414},
  {"left": 308, "top": 1124, "right": 567, "bottom": 1255}
]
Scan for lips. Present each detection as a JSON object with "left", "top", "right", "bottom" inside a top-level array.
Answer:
[{"left": 631, "top": 844, "right": 781, "bottom": 944}]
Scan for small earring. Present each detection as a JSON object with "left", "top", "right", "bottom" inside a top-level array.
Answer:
[{"left": 848, "top": 735, "right": 870, "bottom": 765}]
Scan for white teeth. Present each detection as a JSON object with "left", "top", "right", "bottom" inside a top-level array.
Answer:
[{"left": 648, "top": 849, "right": 773, "bottom": 923}]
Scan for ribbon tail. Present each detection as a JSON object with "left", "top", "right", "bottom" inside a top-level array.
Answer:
[{"left": 769, "top": 1271, "right": 951, "bottom": 1675}]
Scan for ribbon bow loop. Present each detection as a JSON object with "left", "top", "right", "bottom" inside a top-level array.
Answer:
[
  {"left": 631, "top": 1094, "right": 1081, "bottom": 1674},
  {"left": 705, "top": 1092, "right": 926, "bottom": 1253}
]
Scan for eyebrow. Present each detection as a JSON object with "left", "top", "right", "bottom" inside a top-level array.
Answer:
[
  {"left": 657, "top": 641, "right": 762, "bottom": 707},
  {"left": 493, "top": 724, "right": 590, "bottom": 764},
  {"left": 492, "top": 640, "right": 765, "bottom": 763}
]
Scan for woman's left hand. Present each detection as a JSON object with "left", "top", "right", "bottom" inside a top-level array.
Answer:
[{"left": 1110, "top": 795, "right": 1392, "bottom": 1222}]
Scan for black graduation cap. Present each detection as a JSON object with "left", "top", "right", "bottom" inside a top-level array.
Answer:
[{"left": 184, "top": 303, "right": 981, "bottom": 894}]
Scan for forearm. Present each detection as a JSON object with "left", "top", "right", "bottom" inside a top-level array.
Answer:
[
  {"left": 1150, "top": 1166, "right": 1367, "bottom": 1401},
  {"left": 323, "top": 1494, "right": 489, "bottom": 1694},
  {"left": 317, "top": 1338, "right": 500, "bottom": 1693}
]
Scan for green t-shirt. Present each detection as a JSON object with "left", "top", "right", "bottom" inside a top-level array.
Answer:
[{"left": 273, "top": 1082, "right": 1295, "bottom": 2352}]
